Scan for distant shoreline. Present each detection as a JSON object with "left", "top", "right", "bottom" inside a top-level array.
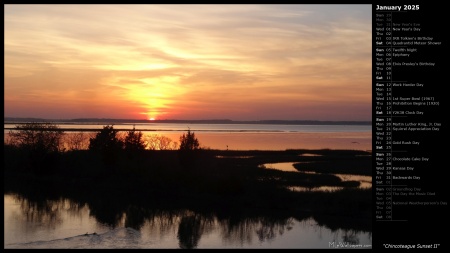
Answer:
[{"left": 4, "top": 117, "right": 372, "bottom": 125}]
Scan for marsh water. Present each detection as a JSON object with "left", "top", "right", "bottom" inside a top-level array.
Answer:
[
  {"left": 4, "top": 194, "right": 372, "bottom": 249},
  {"left": 262, "top": 162, "right": 372, "bottom": 192}
]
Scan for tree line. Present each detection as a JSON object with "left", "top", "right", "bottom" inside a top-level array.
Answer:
[
  {"left": 5, "top": 122, "right": 202, "bottom": 175},
  {"left": 5, "top": 122, "right": 200, "bottom": 152}
]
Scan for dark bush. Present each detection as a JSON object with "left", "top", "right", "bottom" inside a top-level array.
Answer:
[
  {"left": 179, "top": 129, "right": 200, "bottom": 151},
  {"left": 88, "top": 125, "right": 124, "bottom": 169},
  {"left": 124, "top": 127, "right": 146, "bottom": 151},
  {"left": 7, "top": 122, "right": 65, "bottom": 174},
  {"left": 178, "top": 129, "right": 201, "bottom": 170}
]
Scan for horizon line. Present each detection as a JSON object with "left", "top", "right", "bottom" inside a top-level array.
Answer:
[{"left": 4, "top": 116, "right": 372, "bottom": 123}]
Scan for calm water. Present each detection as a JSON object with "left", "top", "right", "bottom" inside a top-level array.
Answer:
[
  {"left": 4, "top": 123, "right": 372, "bottom": 151},
  {"left": 262, "top": 162, "right": 372, "bottom": 192},
  {"left": 4, "top": 194, "right": 372, "bottom": 249}
]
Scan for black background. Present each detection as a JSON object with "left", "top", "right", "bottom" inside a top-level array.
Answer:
[{"left": 372, "top": 2, "right": 448, "bottom": 249}]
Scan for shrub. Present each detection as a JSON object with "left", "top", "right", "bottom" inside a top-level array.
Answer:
[
  {"left": 7, "top": 122, "right": 65, "bottom": 174},
  {"left": 179, "top": 129, "right": 200, "bottom": 151},
  {"left": 88, "top": 125, "right": 124, "bottom": 168},
  {"left": 8, "top": 122, "right": 65, "bottom": 152},
  {"left": 178, "top": 129, "right": 201, "bottom": 170},
  {"left": 147, "top": 134, "right": 177, "bottom": 150},
  {"left": 65, "top": 132, "right": 89, "bottom": 151},
  {"left": 124, "top": 127, "right": 146, "bottom": 151},
  {"left": 88, "top": 125, "right": 124, "bottom": 152}
]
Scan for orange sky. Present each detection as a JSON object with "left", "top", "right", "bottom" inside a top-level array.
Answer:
[{"left": 4, "top": 4, "right": 372, "bottom": 121}]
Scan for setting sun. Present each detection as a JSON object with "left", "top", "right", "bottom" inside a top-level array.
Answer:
[
  {"left": 4, "top": 4, "right": 371, "bottom": 121},
  {"left": 3, "top": 4, "right": 375, "bottom": 249}
]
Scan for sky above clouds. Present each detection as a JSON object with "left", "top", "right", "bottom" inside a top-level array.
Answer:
[{"left": 4, "top": 4, "right": 371, "bottom": 121}]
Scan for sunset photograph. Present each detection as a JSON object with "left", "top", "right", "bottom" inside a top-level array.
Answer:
[
  {"left": 4, "top": 4, "right": 372, "bottom": 249},
  {"left": 5, "top": 4, "right": 371, "bottom": 121}
]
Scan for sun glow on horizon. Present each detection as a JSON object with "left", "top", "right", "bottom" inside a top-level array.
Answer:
[
  {"left": 118, "top": 76, "right": 185, "bottom": 121},
  {"left": 4, "top": 4, "right": 372, "bottom": 121}
]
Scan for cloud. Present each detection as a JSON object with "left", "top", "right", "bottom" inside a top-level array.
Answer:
[{"left": 4, "top": 4, "right": 372, "bottom": 120}]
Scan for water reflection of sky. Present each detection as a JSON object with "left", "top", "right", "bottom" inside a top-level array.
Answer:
[
  {"left": 4, "top": 194, "right": 371, "bottom": 249},
  {"left": 261, "top": 162, "right": 372, "bottom": 192}
]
